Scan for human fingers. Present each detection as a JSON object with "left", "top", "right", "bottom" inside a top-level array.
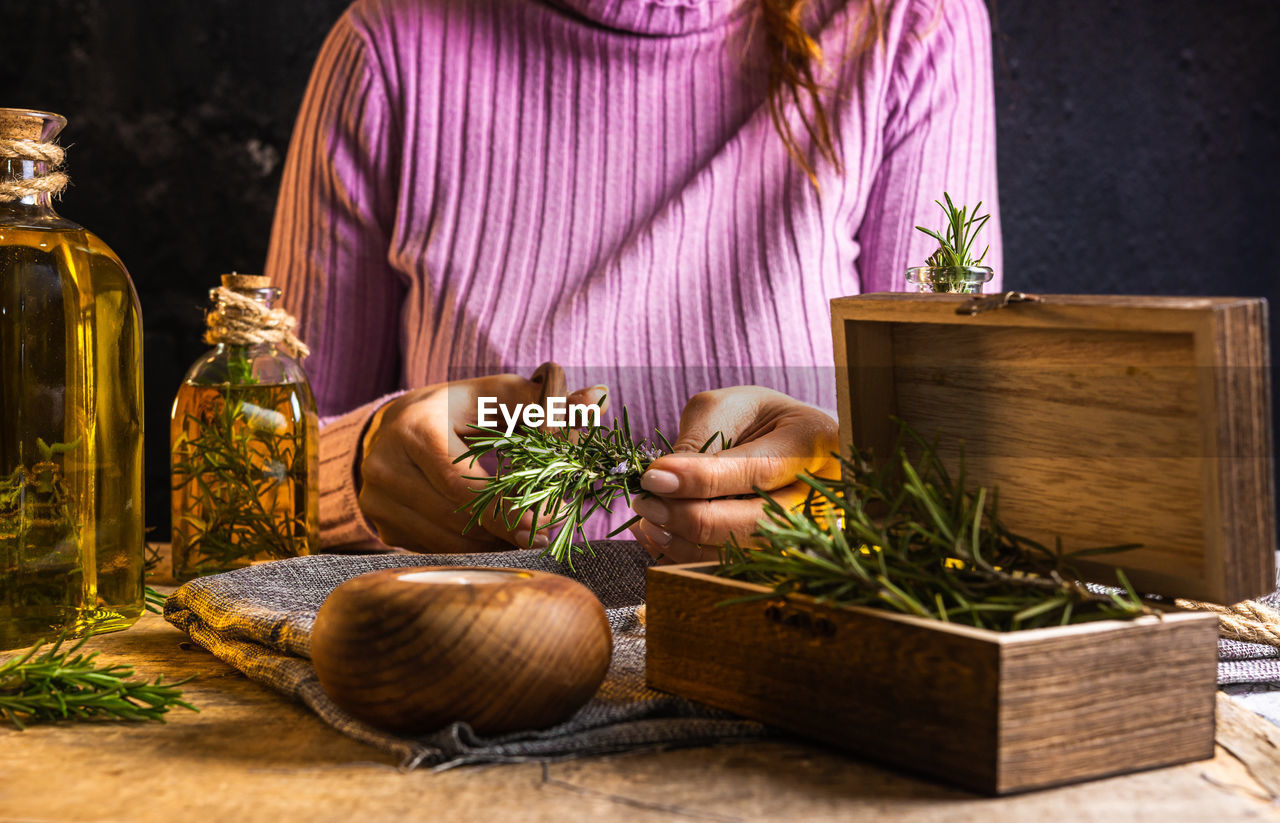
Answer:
[
  {"left": 421, "top": 385, "right": 553, "bottom": 544},
  {"left": 641, "top": 405, "right": 838, "bottom": 500},
  {"left": 445, "top": 377, "right": 607, "bottom": 543},
  {"left": 664, "top": 387, "right": 777, "bottom": 455},
  {"left": 366, "top": 379, "right": 548, "bottom": 548},
  {"left": 630, "top": 518, "right": 720, "bottom": 565},
  {"left": 359, "top": 438, "right": 546, "bottom": 551},
  {"left": 630, "top": 481, "right": 809, "bottom": 550}
]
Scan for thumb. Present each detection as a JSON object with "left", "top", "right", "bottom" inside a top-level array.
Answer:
[
  {"left": 667, "top": 388, "right": 770, "bottom": 455},
  {"left": 567, "top": 384, "right": 609, "bottom": 415}
]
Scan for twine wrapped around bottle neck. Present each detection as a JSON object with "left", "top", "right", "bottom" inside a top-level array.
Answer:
[
  {"left": 204, "top": 286, "right": 310, "bottom": 360},
  {"left": 0, "top": 138, "right": 69, "bottom": 202}
]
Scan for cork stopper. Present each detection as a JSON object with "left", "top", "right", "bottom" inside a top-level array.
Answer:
[
  {"left": 221, "top": 273, "right": 273, "bottom": 291},
  {"left": 0, "top": 108, "right": 67, "bottom": 143}
]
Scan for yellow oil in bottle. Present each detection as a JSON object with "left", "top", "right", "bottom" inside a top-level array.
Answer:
[
  {"left": 170, "top": 379, "right": 318, "bottom": 580},
  {"left": 0, "top": 225, "right": 144, "bottom": 650}
]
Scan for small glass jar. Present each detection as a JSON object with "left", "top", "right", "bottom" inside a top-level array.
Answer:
[
  {"left": 170, "top": 275, "right": 318, "bottom": 580},
  {"left": 905, "top": 265, "right": 994, "bottom": 295}
]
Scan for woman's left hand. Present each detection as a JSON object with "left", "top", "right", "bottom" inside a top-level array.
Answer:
[{"left": 629, "top": 386, "right": 840, "bottom": 563}]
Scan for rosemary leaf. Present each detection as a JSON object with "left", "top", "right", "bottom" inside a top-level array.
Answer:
[
  {"left": 718, "top": 425, "right": 1152, "bottom": 631},
  {"left": 455, "top": 413, "right": 670, "bottom": 566},
  {"left": 0, "top": 633, "right": 197, "bottom": 730}
]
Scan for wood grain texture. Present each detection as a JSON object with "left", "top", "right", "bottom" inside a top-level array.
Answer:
[
  {"left": 831, "top": 293, "right": 1275, "bottom": 604},
  {"left": 311, "top": 567, "right": 612, "bottom": 735},
  {"left": 646, "top": 564, "right": 1221, "bottom": 795},
  {"left": 1202, "top": 299, "right": 1276, "bottom": 602},
  {"left": 996, "top": 611, "right": 1218, "bottom": 793},
  {"left": 1, "top": 594, "right": 1274, "bottom": 822},
  {"left": 1216, "top": 691, "right": 1280, "bottom": 799},
  {"left": 646, "top": 565, "right": 1002, "bottom": 789}
]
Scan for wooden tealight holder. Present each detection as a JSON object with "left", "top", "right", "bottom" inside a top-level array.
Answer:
[
  {"left": 312, "top": 567, "right": 612, "bottom": 736},
  {"left": 646, "top": 293, "right": 1276, "bottom": 794}
]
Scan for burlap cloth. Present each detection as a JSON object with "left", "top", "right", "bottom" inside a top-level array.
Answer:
[
  {"left": 164, "top": 541, "right": 767, "bottom": 769},
  {"left": 165, "top": 541, "right": 1280, "bottom": 767}
]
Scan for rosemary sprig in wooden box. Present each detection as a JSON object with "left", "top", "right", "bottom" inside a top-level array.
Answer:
[{"left": 717, "top": 426, "right": 1151, "bottom": 631}]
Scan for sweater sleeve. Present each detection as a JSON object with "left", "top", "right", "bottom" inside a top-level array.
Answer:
[
  {"left": 266, "top": 12, "right": 404, "bottom": 548},
  {"left": 856, "top": 0, "right": 1003, "bottom": 293}
]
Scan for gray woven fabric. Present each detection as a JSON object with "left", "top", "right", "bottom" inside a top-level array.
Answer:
[
  {"left": 164, "top": 539, "right": 1280, "bottom": 766},
  {"left": 163, "top": 541, "right": 767, "bottom": 769},
  {"left": 1217, "top": 591, "right": 1280, "bottom": 686}
]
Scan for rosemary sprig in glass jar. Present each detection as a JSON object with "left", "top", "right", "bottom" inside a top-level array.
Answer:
[
  {"left": 718, "top": 427, "right": 1151, "bottom": 631},
  {"left": 907, "top": 192, "right": 994, "bottom": 294}
]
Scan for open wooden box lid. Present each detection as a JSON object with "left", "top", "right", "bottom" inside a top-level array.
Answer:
[{"left": 831, "top": 293, "right": 1275, "bottom": 604}]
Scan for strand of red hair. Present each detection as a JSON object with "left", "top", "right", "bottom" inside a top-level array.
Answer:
[{"left": 760, "top": 0, "right": 886, "bottom": 189}]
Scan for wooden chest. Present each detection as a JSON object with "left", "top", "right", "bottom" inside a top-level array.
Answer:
[{"left": 646, "top": 293, "right": 1275, "bottom": 794}]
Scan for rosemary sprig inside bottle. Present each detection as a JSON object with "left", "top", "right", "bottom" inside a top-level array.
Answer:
[
  {"left": 170, "top": 357, "right": 311, "bottom": 577},
  {"left": 719, "top": 427, "right": 1152, "bottom": 631},
  {"left": 0, "top": 632, "right": 197, "bottom": 729},
  {"left": 456, "top": 408, "right": 675, "bottom": 565}
]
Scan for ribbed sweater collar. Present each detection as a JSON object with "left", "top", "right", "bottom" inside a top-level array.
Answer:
[{"left": 548, "top": 0, "right": 747, "bottom": 36}]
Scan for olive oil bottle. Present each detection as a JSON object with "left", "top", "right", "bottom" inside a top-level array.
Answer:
[
  {"left": 0, "top": 109, "right": 144, "bottom": 650},
  {"left": 170, "top": 275, "right": 317, "bottom": 580}
]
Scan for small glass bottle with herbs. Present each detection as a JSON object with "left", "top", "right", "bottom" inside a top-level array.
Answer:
[{"left": 170, "top": 274, "right": 318, "bottom": 580}]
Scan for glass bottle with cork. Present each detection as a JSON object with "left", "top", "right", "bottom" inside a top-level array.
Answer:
[
  {"left": 0, "top": 108, "right": 145, "bottom": 649},
  {"left": 170, "top": 273, "right": 318, "bottom": 580}
]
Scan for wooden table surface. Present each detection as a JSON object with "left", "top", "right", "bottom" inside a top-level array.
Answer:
[{"left": 3, "top": 596, "right": 1280, "bottom": 822}]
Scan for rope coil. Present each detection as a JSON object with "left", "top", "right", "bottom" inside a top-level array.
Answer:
[
  {"left": 1177, "top": 598, "right": 1280, "bottom": 647},
  {"left": 203, "top": 286, "right": 310, "bottom": 361},
  {"left": 0, "top": 137, "right": 69, "bottom": 202}
]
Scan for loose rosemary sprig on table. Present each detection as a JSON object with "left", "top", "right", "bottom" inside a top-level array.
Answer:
[
  {"left": 718, "top": 427, "right": 1151, "bottom": 631},
  {"left": 0, "top": 633, "right": 197, "bottom": 730},
  {"left": 456, "top": 408, "right": 671, "bottom": 566},
  {"left": 144, "top": 586, "right": 168, "bottom": 614}
]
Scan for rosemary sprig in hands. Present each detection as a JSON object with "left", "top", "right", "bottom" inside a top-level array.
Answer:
[
  {"left": 0, "top": 633, "right": 197, "bottom": 730},
  {"left": 455, "top": 408, "right": 670, "bottom": 565},
  {"left": 719, "top": 427, "right": 1151, "bottom": 631}
]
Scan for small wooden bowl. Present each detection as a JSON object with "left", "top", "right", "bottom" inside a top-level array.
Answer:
[{"left": 311, "top": 567, "right": 612, "bottom": 736}]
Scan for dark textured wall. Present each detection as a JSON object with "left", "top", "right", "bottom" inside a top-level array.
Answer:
[{"left": 2, "top": 1, "right": 1277, "bottom": 535}]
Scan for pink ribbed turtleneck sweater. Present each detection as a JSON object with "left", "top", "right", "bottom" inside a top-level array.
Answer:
[{"left": 265, "top": 0, "right": 1002, "bottom": 547}]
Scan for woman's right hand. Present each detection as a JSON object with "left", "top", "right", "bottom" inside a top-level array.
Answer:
[{"left": 358, "top": 373, "right": 607, "bottom": 553}]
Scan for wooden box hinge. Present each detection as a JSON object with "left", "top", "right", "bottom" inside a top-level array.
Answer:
[{"left": 957, "top": 291, "right": 1043, "bottom": 316}]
